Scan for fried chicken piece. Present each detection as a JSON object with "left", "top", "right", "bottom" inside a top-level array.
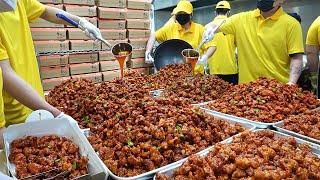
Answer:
[{"left": 27, "top": 163, "right": 42, "bottom": 174}]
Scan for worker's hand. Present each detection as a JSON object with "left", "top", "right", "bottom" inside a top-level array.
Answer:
[
  {"left": 26, "top": 110, "right": 55, "bottom": 123},
  {"left": 145, "top": 51, "right": 154, "bottom": 64},
  {"left": 79, "top": 18, "right": 102, "bottom": 42},
  {"left": 197, "top": 54, "right": 209, "bottom": 65},
  {"left": 203, "top": 26, "right": 215, "bottom": 42},
  {"left": 56, "top": 113, "right": 79, "bottom": 127}
]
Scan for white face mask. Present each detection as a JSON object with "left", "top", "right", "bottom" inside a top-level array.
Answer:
[{"left": 0, "top": 0, "right": 17, "bottom": 12}]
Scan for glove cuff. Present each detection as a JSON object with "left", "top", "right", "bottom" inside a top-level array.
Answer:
[
  {"left": 56, "top": 112, "right": 65, "bottom": 118},
  {"left": 202, "top": 54, "right": 208, "bottom": 60}
]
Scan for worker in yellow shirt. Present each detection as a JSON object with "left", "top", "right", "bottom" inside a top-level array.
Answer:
[
  {"left": 306, "top": 16, "right": 320, "bottom": 97},
  {"left": 0, "top": 0, "right": 103, "bottom": 127},
  {"left": 203, "top": 0, "right": 304, "bottom": 84},
  {"left": 145, "top": 0, "right": 207, "bottom": 64},
  {"left": 195, "top": 1, "right": 238, "bottom": 84}
]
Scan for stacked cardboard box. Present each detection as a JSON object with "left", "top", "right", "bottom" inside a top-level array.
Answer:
[
  {"left": 31, "top": 3, "right": 69, "bottom": 90},
  {"left": 32, "top": 1, "right": 103, "bottom": 90},
  {"left": 33, "top": 0, "right": 153, "bottom": 90},
  {"left": 63, "top": 2, "right": 102, "bottom": 83},
  {"left": 42, "top": 77, "right": 71, "bottom": 91},
  {"left": 126, "top": 0, "right": 151, "bottom": 74},
  {"left": 31, "top": 4, "right": 68, "bottom": 54}
]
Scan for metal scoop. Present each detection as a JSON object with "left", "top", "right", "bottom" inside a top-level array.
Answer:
[
  {"left": 111, "top": 43, "right": 133, "bottom": 78},
  {"left": 182, "top": 49, "right": 200, "bottom": 75}
]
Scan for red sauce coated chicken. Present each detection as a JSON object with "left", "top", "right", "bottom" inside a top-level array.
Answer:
[
  {"left": 206, "top": 78, "right": 320, "bottom": 123},
  {"left": 87, "top": 103, "right": 245, "bottom": 177},
  {"left": 283, "top": 110, "right": 320, "bottom": 140},
  {"left": 162, "top": 75, "right": 231, "bottom": 104},
  {"left": 9, "top": 135, "right": 88, "bottom": 179},
  {"left": 156, "top": 130, "right": 320, "bottom": 180}
]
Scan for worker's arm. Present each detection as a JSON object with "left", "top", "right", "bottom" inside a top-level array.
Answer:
[
  {"left": 204, "top": 46, "right": 216, "bottom": 59},
  {"left": 204, "top": 23, "right": 222, "bottom": 35},
  {"left": 0, "top": 127, "right": 4, "bottom": 149},
  {"left": 194, "top": 46, "right": 216, "bottom": 75},
  {"left": 144, "top": 33, "right": 156, "bottom": 63},
  {"left": 145, "top": 23, "right": 170, "bottom": 63},
  {"left": 146, "top": 33, "right": 156, "bottom": 54},
  {"left": 288, "top": 53, "right": 303, "bottom": 84},
  {"left": 306, "top": 45, "right": 320, "bottom": 73},
  {"left": 41, "top": 5, "right": 102, "bottom": 41},
  {"left": 203, "top": 13, "right": 242, "bottom": 42},
  {"left": 0, "top": 60, "right": 61, "bottom": 117},
  {"left": 40, "top": 5, "right": 80, "bottom": 26}
]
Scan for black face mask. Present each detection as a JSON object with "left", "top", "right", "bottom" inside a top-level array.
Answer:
[
  {"left": 176, "top": 14, "right": 191, "bottom": 25},
  {"left": 257, "top": 0, "right": 274, "bottom": 12}
]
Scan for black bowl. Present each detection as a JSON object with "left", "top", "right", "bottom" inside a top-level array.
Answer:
[{"left": 153, "top": 39, "right": 192, "bottom": 70}]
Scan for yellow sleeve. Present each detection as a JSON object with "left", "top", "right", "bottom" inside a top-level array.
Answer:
[
  {"left": 287, "top": 21, "right": 304, "bottom": 54},
  {"left": 155, "top": 23, "right": 173, "bottom": 43},
  {"left": 0, "top": 39, "right": 6, "bottom": 127},
  {"left": 0, "top": 68, "right": 4, "bottom": 128},
  {"left": 21, "top": 0, "right": 46, "bottom": 22},
  {"left": 219, "top": 13, "right": 242, "bottom": 36},
  {"left": 306, "top": 18, "right": 320, "bottom": 46},
  {"left": 0, "top": 37, "right": 9, "bottom": 61}
]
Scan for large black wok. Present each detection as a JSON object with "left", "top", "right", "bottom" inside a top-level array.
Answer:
[{"left": 153, "top": 39, "right": 192, "bottom": 70}]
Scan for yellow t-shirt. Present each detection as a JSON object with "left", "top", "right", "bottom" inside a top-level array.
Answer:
[
  {"left": 0, "top": 68, "right": 4, "bottom": 128},
  {"left": 220, "top": 8, "right": 304, "bottom": 84},
  {"left": 155, "top": 21, "right": 204, "bottom": 49},
  {"left": 204, "top": 15, "right": 237, "bottom": 75},
  {"left": 306, "top": 16, "right": 320, "bottom": 47},
  {"left": 0, "top": 0, "right": 45, "bottom": 126}
]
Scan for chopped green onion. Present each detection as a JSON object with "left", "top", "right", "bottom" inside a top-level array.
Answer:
[
  {"left": 72, "top": 161, "right": 77, "bottom": 170},
  {"left": 127, "top": 140, "right": 134, "bottom": 147}
]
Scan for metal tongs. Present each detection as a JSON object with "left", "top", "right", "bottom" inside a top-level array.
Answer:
[
  {"left": 56, "top": 13, "right": 112, "bottom": 50},
  {"left": 20, "top": 168, "right": 69, "bottom": 180},
  {"left": 20, "top": 168, "right": 90, "bottom": 180}
]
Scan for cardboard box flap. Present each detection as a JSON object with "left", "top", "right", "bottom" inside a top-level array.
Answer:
[
  {"left": 72, "top": 72, "right": 102, "bottom": 83},
  {"left": 99, "top": 19, "right": 126, "bottom": 29},
  {"left": 128, "top": 0, "right": 151, "bottom": 10},
  {"left": 39, "top": 55, "right": 69, "bottom": 67},
  {"left": 63, "top": 0, "right": 95, "bottom": 6},
  {"left": 69, "top": 53, "right": 98, "bottom": 64},
  {"left": 98, "top": 7, "right": 127, "bottom": 20},
  {"left": 97, "top": 0, "right": 126, "bottom": 8}
]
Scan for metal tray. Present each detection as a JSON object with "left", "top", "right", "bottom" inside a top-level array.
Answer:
[
  {"left": 272, "top": 107, "right": 320, "bottom": 145},
  {"left": 3, "top": 118, "right": 106, "bottom": 180},
  {"left": 154, "top": 129, "right": 320, "bottom": 180},
  {"left": 90, "top": 112, "right": 256, "bottom": 180},
  {"left": 199, "top": 101, "right": 282, "bottom": 129},
  {"left": 199, "top": 100, "right": 320, "bottom": 129},
  {"left": 273, "top": 121, "right": 320, "bottom": 145}
]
